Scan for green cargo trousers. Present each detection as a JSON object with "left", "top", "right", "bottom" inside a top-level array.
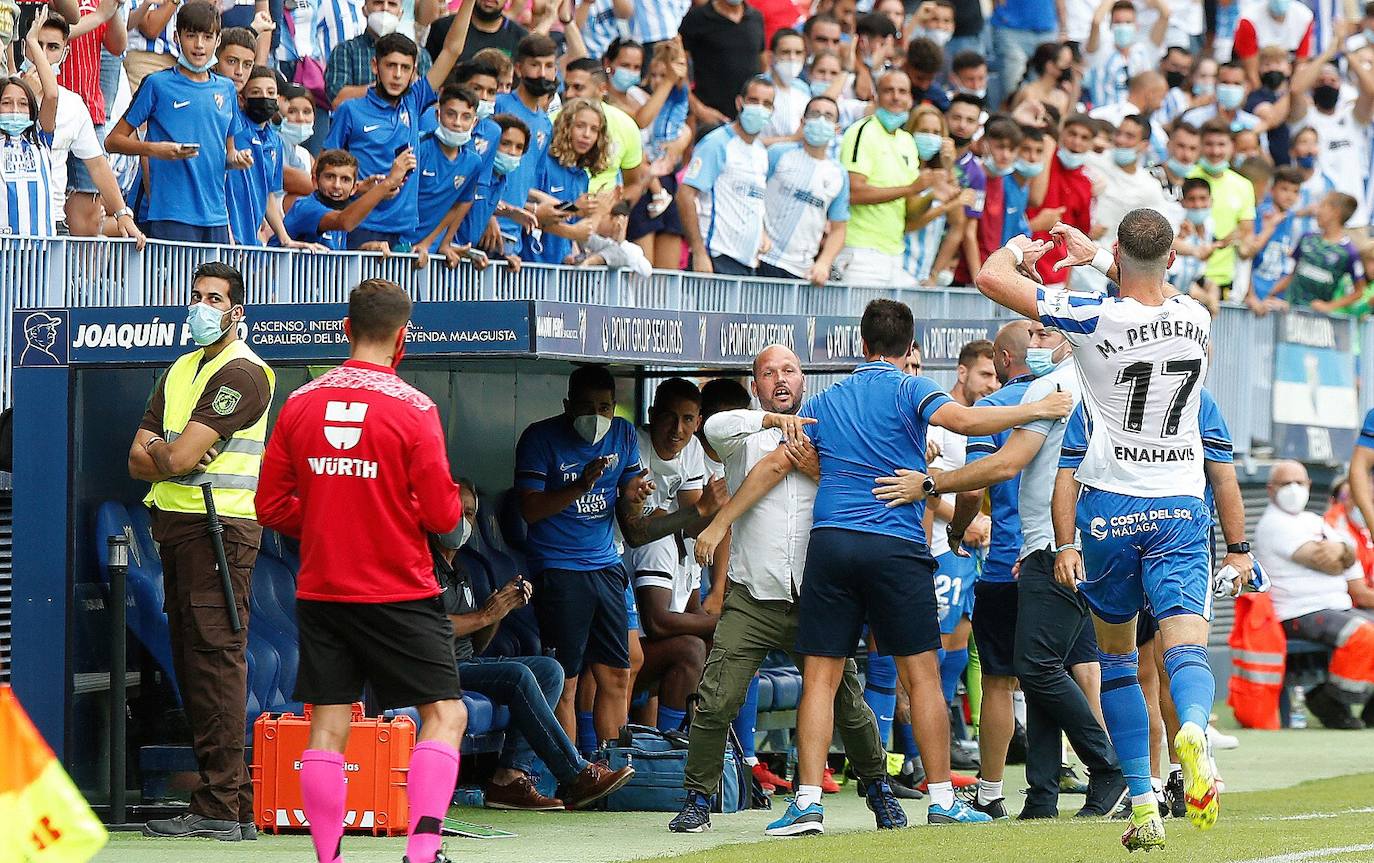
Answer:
[{"left": 682, "top": 586, "right": 887, "bottom": 795}]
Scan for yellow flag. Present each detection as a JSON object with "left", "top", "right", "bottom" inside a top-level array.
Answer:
[{"left": 0, "top": 686, "right": 108, "bottom": 863}]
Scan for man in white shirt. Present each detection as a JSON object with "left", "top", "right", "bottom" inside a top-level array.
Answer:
[
  {"left": 668, "top": 345, "right": 892, "bottom": 835},
  {"left": 1254, "top": 460, "right": 1374, "bottom": 730},
  {"left": 626, "top": 378, "right": 723, "bottom": 734}
]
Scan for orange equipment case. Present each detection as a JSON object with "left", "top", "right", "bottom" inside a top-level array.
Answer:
[{"left": 251, "top": 703, "right": 417, "bottom": 836}]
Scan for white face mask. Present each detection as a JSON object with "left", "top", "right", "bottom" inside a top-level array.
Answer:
[
  {"left": 775, "top": 58, "right": 804, "bottom": 81},
  {"left": 367, "top": 10, "right": 400, "bottom": 35},
  {"left": 573, "top": 413, "right": 612, "bottom": 445},
  {"left": 1274, "top": 482, "right": 1309, "bottom": 514},
  {"left": 435, "top": 514, "right": 474, "bottom": 549}
]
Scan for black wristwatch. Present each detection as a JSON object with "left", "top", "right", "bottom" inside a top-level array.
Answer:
[
  {"left": 1226, "top": 541, "right": 1251, "bottom": 554},
  {"left": 922, "top": 475, "right": 938, "bottom": 498}
]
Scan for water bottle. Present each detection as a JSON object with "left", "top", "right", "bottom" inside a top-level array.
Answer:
[{"left": 1289, "top": 685, "right": 1308, "bottom": 729}]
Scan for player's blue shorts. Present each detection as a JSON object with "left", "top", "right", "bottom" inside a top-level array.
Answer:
[
  {"left": 935, "top": 550, "right": 977, "bottom": 634},
  {"left": 625, "top": 583, "right": 641, "bottom": 633},
  {"left": 1076, "top": 489, "right": 1212, "bottom": 625}
]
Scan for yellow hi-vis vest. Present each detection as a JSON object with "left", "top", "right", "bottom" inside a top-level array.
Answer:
[{"left": 143, "top": 339, "right": 276, "bottom": 520}]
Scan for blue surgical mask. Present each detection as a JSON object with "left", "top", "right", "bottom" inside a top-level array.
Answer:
[
  {"left": 493, "top": 150, "right": 521, "bottom": 175},
  {"left": 477, "top": 98, "right": 495, "bottom": 120},
  {"left": 803, "top": 116, "right": 835, "bottom": 147},
  {"left": 187, "top": 302, "right": 234, "bottom": 347},
  {"left": 1216, "top": 83, "right": 1245, "bottom": 110},
  {"left": 1193, "top": 82, "right": 1215, "bottom": 98},
  {"left": 1295, "top": 154, "right": 1317, "bottom": 169},
  {"left": 874, "top": 106, "right": 909, "bottom": 133},
  {"left": 774, "top": 59, "right": 804, "bottom": 82},
  {"left": 1014, "top": 159, "right": 1043, "bottom": 177},
  {"left": 435, "top": 124, "right": 472, "bottom": 148},
  {"left": 1268, "top": 0, "right": 1290, "bottom": 15},
  {"left": 278, "top": 120, "right": 313, "bottom": 146},
  {"left": 982, "top": 155, "right": 1014, "bottom": 177},
  {"left": 1026, "top": 346, "right": 1059, "bottom": 377},
  {"left": 1112, "top": 22, "right": 1136, "bottom": 48},
  {"left": 177, "top": 53, "right": 217, "bottom": 74},
  {"left": 914, "top": 131, "right": 942, "bottom": 160},
  {"left": 0, "top": 112, "right": 32, "bottom": 136},
  {"left": 610, "top": 67, "right": 639, "bottom": 93},
  {"left": 738, "top": 103, "right": 771, "bottom": 135},
  {"left": 1058, "top": 149, "right": 1086, "bottom": 170},
  {"left": 1185, "top": 206, "right": 1210, "bottom": 225},
  {"left": 1112, "top": 146, "right": 1139, "bottom": 166},
  {"left": 809, "top": 78, "right": 831, "bottom": 97},
  {"left": 1200, "top": 157, "right": 1229, "bottom": 175},
  {"left": 1166, "top": 156, "right": 1194, "bottom": 176}
]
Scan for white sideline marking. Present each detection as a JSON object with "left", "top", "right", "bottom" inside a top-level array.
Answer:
[{"left": 1235, "top": 844, "right": 1374, "bottom": 863}]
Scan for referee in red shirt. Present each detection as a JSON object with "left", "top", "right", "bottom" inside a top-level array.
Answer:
[{"left": 258, "top": 279, "right": 468, "bottom": 863}]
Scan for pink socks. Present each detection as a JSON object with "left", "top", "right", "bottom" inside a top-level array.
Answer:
[
  {"left": 404, "top": 741, "right": 460, "bottom": 863},
  {"left": 300, "top": 750, "right": 346, "bottom": 863}
]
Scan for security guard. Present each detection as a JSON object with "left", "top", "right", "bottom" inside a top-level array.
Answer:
[{"left": 128, "top": 261, "right": 275, "bottom": 841}]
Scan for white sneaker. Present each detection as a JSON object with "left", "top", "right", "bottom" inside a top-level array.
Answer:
[{"left": 1206, "top": 724, "right": 1239, "bottom": 751}]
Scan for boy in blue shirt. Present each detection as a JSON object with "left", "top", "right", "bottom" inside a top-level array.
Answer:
[
  {"left": 323, "top": 0, "right": 476, "bottom": 250},
  {"left": 283, "top": 149, "right": 414, "bottom": 250},
  {"left": 514, "top": 365, "right": 721, "bottom": 749},
  {"left": 1247, "top": 166, "right": 1302, "bottom": 311},
  {"left": 408, "top": 86, "right": 484, "bottom": 256},
  {"left": 226, "top": 66, "right": 315, "bottom": 247},
  {"left": 106, "top": 2, "right": 252, "bottom": 243},
  {"left": 453, "top": 113, "right": 529, "bottom": 270},
  {"left": 493, "top": 34, "right": 558, "bottom": 258}
]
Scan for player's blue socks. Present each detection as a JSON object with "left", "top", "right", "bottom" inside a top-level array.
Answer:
[
  {"left": 895, "top": 721, "right": 920, "bottom": 760},
  {"left": 732, "top": 675, "right": 760, "bottom": 759},
  {"left": 576, "top": 711, "right": 597, "bottom": 757},
  {"left": 940, "top": 648, "right": 968, "bottom": 706},
  {"left": 657, "top": 705, "right": 687, "bottom": 733},
  {"left": 1098, "top": 650, "right": 1153, "bottom": 799},
  {"left": 864, "top": 651, "right": 898, "bottom": 746},
  {"left": 1162, "top": 643, "right": 1214, "bottom": 731}
]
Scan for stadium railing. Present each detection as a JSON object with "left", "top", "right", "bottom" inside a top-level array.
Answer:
[{"left": 0, "top": 236, "right": 1362, "bottom": 460}]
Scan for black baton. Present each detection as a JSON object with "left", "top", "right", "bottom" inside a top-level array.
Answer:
[{"left": 201, "top": 482, "right": 243, "bottom": 633}]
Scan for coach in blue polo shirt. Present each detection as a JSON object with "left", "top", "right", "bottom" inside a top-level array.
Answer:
[
  {"left": 323, "top": 0, "right": 475, "bottom": 249},
  {"left": 515, "top": 366, "right": 723, "bottom": 751},
  {"left": 760, "top": 299, "right": 1070, "bottom": 837},
  {"left": 106, "top": 2, "right": 248, "bottom": 243}
]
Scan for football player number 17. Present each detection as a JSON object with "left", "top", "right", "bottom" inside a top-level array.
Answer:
[{"left": 1114, "top": 359, "right": 1202, "bottom": 437}]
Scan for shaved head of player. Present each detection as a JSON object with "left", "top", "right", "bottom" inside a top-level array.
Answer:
[{"left": 752, "top": 344, "right": 804, "bottom": 414}]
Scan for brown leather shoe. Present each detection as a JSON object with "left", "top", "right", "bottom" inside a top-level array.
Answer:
[
  {"left": 483, "top": 776, "right": 564, "bottom": 810},
  {"left": 558, "top": 761, "right": 636, "bottom": 811}
]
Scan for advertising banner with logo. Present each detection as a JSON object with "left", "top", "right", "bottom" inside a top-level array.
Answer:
[{"left": 1271, "top": 312, "right": 1359, "bottom": 462}]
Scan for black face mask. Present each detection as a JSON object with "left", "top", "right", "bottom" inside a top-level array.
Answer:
[
  {"left": 1313, "top": 84, "right": 1340, "bottom": 111},
  {"left": 316, "top": 191, "right": 349, "bottom": 210},
  {"left": 1058, "top": 68, "right": 1074, "bottom": 84},
  {"left": 522, "top": 75, "right": 558, "bottom": 98},
  {"left": 244, "top": 96, "right": 278, "bottom": 125},
  {"left": 1260, "top": 70, "right": 1287, "bottom": 91},
  {"left": 1165, "top": 70, "right": 1186, "bottom": 90},
  {"left": 950, "top": 133, "right": 972, "bottom": 148}
]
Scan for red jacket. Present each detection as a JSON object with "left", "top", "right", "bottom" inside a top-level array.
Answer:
[
  {"left": 257, "top": 360, "right": 462, "bottom": 603},
  {"left": 1030, "top": 154, "right": 1093, "bottom": 284}
]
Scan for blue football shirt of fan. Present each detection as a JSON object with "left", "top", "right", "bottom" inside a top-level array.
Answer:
[
  {"left": 531, "top": 153, "right": 589, "bottom": 264},
  {"left": 225, "top": 111, "right": 286, "bottom": 246},
  {"left": 121, "top": 68, "right": 241, "bottom": 227},
  {"left": 965, "top": 373, "right": 1036, "bottom": 582},
  {"left": 514, "top": 415, "right": 644, "bottom": 570},
  {"left": 799, "top": 362, "right": 953, "bottom": 546},
  {"left": 493, "top": 91, "right": 553, "bottom": 256},
  {"left": 408, "top": 133, "right": 483, "bottom": 250},
  {"left": 323, "top": 77, "right": 437, "bottom": 235},
  {"left": 283, "top": 193, "right": 348, "bottom": 250}
]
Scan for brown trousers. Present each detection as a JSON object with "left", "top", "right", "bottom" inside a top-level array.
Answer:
[{"left": 160, "top": 534, "right": 256, "bottom": 822}]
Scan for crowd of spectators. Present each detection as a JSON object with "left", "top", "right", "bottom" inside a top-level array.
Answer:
[{"left": 5, "top": 0, "right": 1374, "bottom": 311}]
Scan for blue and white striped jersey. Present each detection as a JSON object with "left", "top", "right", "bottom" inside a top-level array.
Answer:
[
  {"left": 630, "top": 0, "right": 691, "bottom": 44},
  {"left": 682, "top": 124, "right": 767, "bottom": 267},
  {"left": 127, "top": 0, "right": 179, "bottom": 55},
  {"left": 317, "top": 0, "right": 366, "bottom": 63},
  {"left": 1168, "top": 216, "right": 1214, "bottom": 293},
  {"left": 1036, "top": 285, "right": 1211, "bottom": 499},
  {"left": 1084, "top": 43, "right": 1160, "bottom": 109},
  {"left": 0, "top": 132, "right": 58, "bottom": 237},
  {"left": 582, "top": 0, "right": 630, "bottom": 59},
  {"left": 760, "top": 142, "right": 849, "bottom": 279},
  {"left": 902, "top": 210, "right": 945, "bottom": 283}
]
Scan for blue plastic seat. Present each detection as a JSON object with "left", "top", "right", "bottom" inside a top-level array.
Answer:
[{"left": 94, "top": 501, "right": 180, "bottom": 699}]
